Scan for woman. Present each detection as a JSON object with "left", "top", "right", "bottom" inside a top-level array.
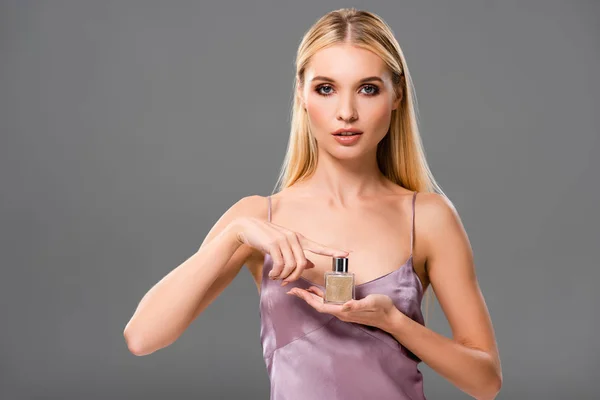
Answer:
[{"left": 124, "top": 8, "right": 502, "bottom": 400}]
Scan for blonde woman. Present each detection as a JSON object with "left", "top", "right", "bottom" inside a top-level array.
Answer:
[{"left": 124, "top": 8, "right": 502, "bottom": 400}]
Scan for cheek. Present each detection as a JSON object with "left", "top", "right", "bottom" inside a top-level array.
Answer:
[
  {"left": 364, "top": 102, "right": 393, "bottom": 132},
  {"left": 306, "top": 102, "right": 331, "bottom": 129}
]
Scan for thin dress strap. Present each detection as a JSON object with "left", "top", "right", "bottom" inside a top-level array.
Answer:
[
  {"left": 410, "top": 191, "right": 417, "bottom": 255},
  {"left": 267, "top": 195, "right": 272, "bottom": 222}
]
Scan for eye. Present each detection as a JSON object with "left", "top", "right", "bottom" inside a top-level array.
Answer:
[
  {"left": 315, "top": 84, "right": 380, "bottom": 97},
  {"left": 316, "top": 85, "right": 334, "bottom": 96},
  {"left": 361, "top": 84, "right": 380, "bottom": 95}
]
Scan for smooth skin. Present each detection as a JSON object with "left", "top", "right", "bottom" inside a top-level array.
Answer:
[{"left": 123, "top": 43, "right": 502, "bottom": 400}]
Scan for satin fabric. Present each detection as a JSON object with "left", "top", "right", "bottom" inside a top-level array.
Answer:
[{"left": 259, "top": 192, "right": 426, "bottom": 400}]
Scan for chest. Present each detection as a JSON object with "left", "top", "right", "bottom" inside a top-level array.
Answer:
[{"left": 269, "top": 205, "right": 414, "bottom": 288}]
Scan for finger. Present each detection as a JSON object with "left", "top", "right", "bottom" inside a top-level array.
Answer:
[
  {"left": 360, "top": 295, "right": 376, "bottom": 310},
  {"left": 290, "top": 289, "right": 350, "bottom": 318},
  {"left": 277, "top": 236, "right": 297, "bottom": 281},
  {"left": 306, "top": 286, "right": 325, "bottom": 298},
  {"left": 282, "top": 232, "right": 312, "bottom": 285},
  {"left": 298, "top": 235, "right": 350, "bottom": 258},
  {"left": 341, "top": 300, "right": 362, "bottom": 311},
  {"left": 267, "top": 242, "right": 285, "bottom": 279},
  {"left": 268, "top": 226, "right": 316, "bottom": 270},
  {"left": 288, "top": 289, "right": 325, "bottom": 312},
  {"left": 342, "top": 297, "right": 372, "bottom": 312}
]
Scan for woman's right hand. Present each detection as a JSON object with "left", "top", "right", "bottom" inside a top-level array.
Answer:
[{"left": 232, "top": 217, "right": 350, "bottom": 286}]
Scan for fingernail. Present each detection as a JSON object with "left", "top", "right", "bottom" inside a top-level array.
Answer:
[{"left": 281, "top": 281, "right": 289, "bottom": 287}]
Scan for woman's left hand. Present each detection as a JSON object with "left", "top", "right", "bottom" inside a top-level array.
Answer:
[{"left": 287, "top": 286, "right": 397, "bottom": 331}]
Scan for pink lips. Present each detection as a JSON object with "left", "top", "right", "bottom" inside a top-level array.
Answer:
[
  {"left": 332, "top": 132, "right": 363, "bottom": 145},
  {"left": 332, "top": 127, "right": 363, "bottom": 135}
]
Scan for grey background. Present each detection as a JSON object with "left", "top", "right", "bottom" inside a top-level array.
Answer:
[{"left": 1, "top": 1, "right": 598, "bottom": 399}]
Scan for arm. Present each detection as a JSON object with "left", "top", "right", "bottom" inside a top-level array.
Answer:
[
  {"left": 383, "top": 193, "right": 502, "bottom": 400},
  {"left": 123, "top": 195, "right": 266, "bottom": 356}
]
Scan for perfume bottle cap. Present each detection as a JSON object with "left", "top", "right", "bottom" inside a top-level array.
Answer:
[{"left": 332, "top": 257, "right": 349, "bottom": 273}]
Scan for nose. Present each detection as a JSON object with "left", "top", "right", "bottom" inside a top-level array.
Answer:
[{"left": 336, "top": 93, "right": 358, "bottom": 123}]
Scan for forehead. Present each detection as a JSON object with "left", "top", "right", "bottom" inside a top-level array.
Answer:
[{"left": 305, "top": 44, "right": 389, "bottom": 82}]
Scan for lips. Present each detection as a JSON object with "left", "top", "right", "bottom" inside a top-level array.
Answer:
[
  {"left": 332, "top": 132, "right": 363, "bottom": 145},
  {"left": 332, "top": 127, "right": 363, "bottom": 136}
]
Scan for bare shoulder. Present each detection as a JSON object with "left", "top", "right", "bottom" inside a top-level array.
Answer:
[
  {"left": 416, "top": 192, "right": 460, "bottom": 223},
  {"left": 198, "top": 194, "right": 269, "bottom": 256},
  {"left": 414, "top": 192, "right": 467, "bottom": 270},
  {"left": 228, "top": 194, "right": 269, "bottom": 217}
]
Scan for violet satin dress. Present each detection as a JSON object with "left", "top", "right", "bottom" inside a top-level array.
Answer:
[{"left": 259, "top": 192, "right": 426, "bottom": 400}]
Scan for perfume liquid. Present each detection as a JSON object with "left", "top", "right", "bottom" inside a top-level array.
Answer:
[{"left": 324, "top": 257, "right": 355, "bottom": 304}]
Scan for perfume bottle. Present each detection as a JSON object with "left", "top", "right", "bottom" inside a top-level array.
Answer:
[{"left": 324, "top": 257, "right": 355, "bottom": 304}]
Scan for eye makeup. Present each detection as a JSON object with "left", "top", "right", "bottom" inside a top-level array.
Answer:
[{"left": 315, "top": 84, "right": 380, "bottom": 97}]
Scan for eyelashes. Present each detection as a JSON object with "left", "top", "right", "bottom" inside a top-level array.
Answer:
[{"left": 315, "top": 84, "right": 380, "bottom": 97}]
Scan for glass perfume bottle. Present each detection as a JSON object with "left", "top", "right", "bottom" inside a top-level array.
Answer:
[{"left": 324, "top": 257, "right": 355, "bottom": 304}]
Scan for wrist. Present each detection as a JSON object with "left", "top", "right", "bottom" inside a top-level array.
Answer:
[{"left": 381, "top": 307, "right": 408, "bottom": 333}]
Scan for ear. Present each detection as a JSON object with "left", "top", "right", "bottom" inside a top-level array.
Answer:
[
  {"left": 392, "top": 92, "right": 402, "bottom": 110},
  {"left": 392, "top": 77, "right": 405, "bottom": 110}
]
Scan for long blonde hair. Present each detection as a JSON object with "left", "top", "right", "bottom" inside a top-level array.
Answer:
[{"left": 272, "top": 8, "right": 445, "bottom": 326}]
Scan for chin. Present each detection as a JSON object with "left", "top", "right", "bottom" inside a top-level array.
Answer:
[{"left": 327, "top": 145, "right": 371, "bottom": 160}]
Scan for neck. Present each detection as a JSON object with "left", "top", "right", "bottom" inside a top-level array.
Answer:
[{"left": 297, "top": 147, "right": 388, "bottom": 205}]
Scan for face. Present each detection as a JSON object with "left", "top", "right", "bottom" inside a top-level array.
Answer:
[{"left": 298, "top": 43, "right": 401, "bottom": 157}]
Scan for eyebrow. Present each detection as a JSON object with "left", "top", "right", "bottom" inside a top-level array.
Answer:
[{"left": 310, "top": 75, "right": 384, "bottom": 84}]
